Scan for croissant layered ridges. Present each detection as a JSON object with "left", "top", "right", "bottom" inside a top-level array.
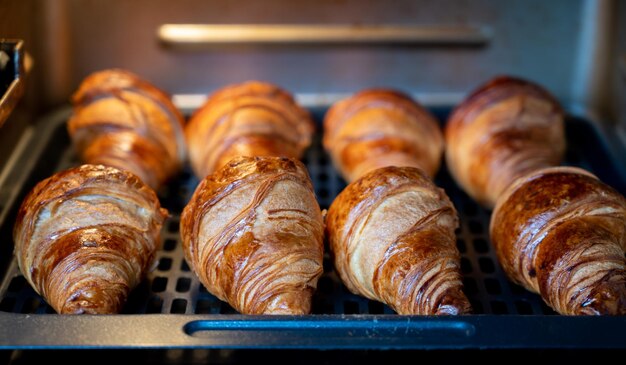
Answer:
[
  {"left": 185, "top": 81, "right": 315, "bottom": 179},
  {"left": 323, "top": 89, "right": 444, "bottom": 182},
  {"left": 326, "top": 166, "right": 470, "bottom": 315},
  {"left": 180, "top": 156, "right": 324, "bottom": 314},
  {"left": 13, "top": 164, "right": 168, "bottom": 314},
  {"left": 68, "top": 69, "right": 186, "bottom": 189},
  {"left": 491, "top": 166, "right": 626, "bottom": 315},
  {"left": 445, "top": 76, "right": 565, "bottom": 208}
]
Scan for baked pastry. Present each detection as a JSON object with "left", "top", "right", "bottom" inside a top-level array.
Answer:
[
  {"left": 68, "top": 69, "right": 186, "bottom": 189},
  {"left": 323, "top": 89, "right": 443, "bottom": 182},
  {"left": 491, "top": 166, "right": 626, "bottom": 315},
  {"left": 325, "top": 166, "right": 470, "bottom": 315},
  {"left": 185, "top": 81, "right": 314, "bottom": 179},
  {"left": 13, "top": 164, "right": 167, "bottom": 314},
  {"left": 445, "top": 76, "right": 565, "bottom": 208},
  {"left": 180, "top": 156, "right": 324, "bottom": 314}
]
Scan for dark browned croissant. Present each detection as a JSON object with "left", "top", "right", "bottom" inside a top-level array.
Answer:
[
  {"left": 491, "top": 166, "right": 626, "bottom": 315},
  {"left": 445, "top": 76, "right": 565, "bottom": 208},
  {"left": 68, "top": 69, "right": 186, "bottom": 189},
  {"left": 13, "top": 164, "right": 167, "bottom": 314},
  {"left": 326, "top": 166, "right": 470, "bottom": 315},
  {"left": 185, "top": 81, "right": 314, "bottom": 179},
  {"left": 180, "top": 156, "right": 324, "bottom": 314},
  {"left": 324, "top": 89, "right": 443, "bottom": 182}
]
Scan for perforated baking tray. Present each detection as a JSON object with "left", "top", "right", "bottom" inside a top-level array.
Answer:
[{"left": 0, "top": 106, "right": 625, "bottom": 350}]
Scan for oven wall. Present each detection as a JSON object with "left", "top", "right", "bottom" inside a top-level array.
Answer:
[
  {"left": 38, "top": 0, "right": 590, "bottom": 104},
  {"left": 1, "top": 0, "right": 623, "bottom": 124}
]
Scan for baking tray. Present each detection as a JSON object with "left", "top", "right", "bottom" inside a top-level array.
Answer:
[{"left": 0, "top": 106, "right": 625, "bottom": 350}]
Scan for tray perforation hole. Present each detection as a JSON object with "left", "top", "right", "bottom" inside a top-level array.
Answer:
[
  {"left": 170, "top": 298, "right": 187, "bottom": 314},
  {"left": 463, "top": 202, "right": 478, "bottom": 216},
  {"left": 484, "top": 278, "right": 501, "bottom": 295},
  {"left": 473, "top": 238, "right": 489, "bottom": 253},
  {"left": 478, "top": 257, "right": 495, "bottom": 274},
  {"left": 163, "top": 239, "right": 177, "bottom": 251},
  {"left": 468, "top": 220, "right": 482, "bottom": 234},
  {"left": 8, "top": 276, "right": 26, "bottom": 293},
  {"left": 195, "top": 299, "right": 219, "bottom": 314},
  {"left": 176, "top": 277, "right": 191, "bottom": 293},
  {"left": 167, "top": 220, "right": 180, "bottom": 233},
  {"left": 158, "top": 258, "right": 172, "bottom": 271},
  {"left": 152, "top": 277, "right": 168, "bottom": 292},
  {"left": 181, "top": 260, "right": 191, "bottom": 272},
  {"left": 460, "top": 257, "right": 472, "bottom": 274}
]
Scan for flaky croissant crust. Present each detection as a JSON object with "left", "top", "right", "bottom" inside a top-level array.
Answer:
[
  {"left": 491, "top": 166, "right": 626, "bottom": 315},
  {"left": 445, "top": 76, "right": 565, "bottom": 207},
  {"left": 323, "top": 89, "right": 443, "bottom": 182},
  {"left": 185, "top": 81, "right": 314, "bottom": 178},
  {"left": 326, "top": 166, "right": 470, "bottom": 315},
  {"left": 180, "top": 156, "right": 324, "bottom": 314},
  {"left": 13, "top": 164, "right": 167, "bottom": 314},
  {"left": 68, "top": 69, "right": 186, "bottom": 189}
]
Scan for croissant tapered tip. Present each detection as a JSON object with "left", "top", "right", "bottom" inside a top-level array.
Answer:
[
  {"left": 577, "top": 281, "right": 626, "bottom": 316},
  {"left": 57, "top": 284, "right": 129, "bottom": 315},
  {"left": 435, "top": 287, "right": 472, "bottom": 315}
]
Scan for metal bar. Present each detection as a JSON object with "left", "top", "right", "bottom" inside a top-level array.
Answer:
[
  {"left": 1, "top": 313, "right": 625, "bottom": 349},
  {"left": 157, "top": 24, "right": 490, "bottom": 46}
]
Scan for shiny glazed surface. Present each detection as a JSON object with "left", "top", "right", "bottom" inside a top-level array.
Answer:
[
  {"left": 326, "top": 166, "right": 470, "bottom": 315},
  {"left": 491, "top": 166, "right": 626, "bottom": 315},
  {"left": 180, "top": 156, "right": 324, "bottom": 314},
  {"left": 12, "top": 164, "right": 167, "bottom": 314},
  {"left": 324, "top": 89, "right": 443, "bottom": 182}
]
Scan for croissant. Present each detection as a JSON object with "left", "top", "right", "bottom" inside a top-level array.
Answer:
[
  {"left": 445, "top": 76, "right": 565, "bottom": 208},
  {"left": 491, "top": 166, "right": 626, "bottom": 315},
  {"left": 323, "top": 89, "right": 444, "bottom": 183},
  {"left": 180, "top": 156, "right": 324, "bottom": 314},
  {"left": 326, "top": 166, "right": 471, "bottom": 315},
  {"left": 13, "top": 164, "right": 167, "bottom": 314},
  {"left": 68, "top": 69, "right": 186, "bottom": 189},
  {"left": 185, "top": 81, "right": 314, "bottom": 179}
]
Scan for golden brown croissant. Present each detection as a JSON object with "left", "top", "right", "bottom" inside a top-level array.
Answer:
[
  {"left": 13, "top": 164, "right": 167, "bottom": 314},
  {"left": 68, "top": 69, "right": 186, "bottom": 189},
  {"left": 180, "top": 156, "right": 324, "bottom": 314},
  {"left": 185, "top": 81, "right": 314, "bottom": 179},
  {"left": 323, "top": 89, "right": 444, "bottom": 183},
  {"left": 491, "top": 166, "right": 626, "bottom": 315},
  {"left": 445, "top": 76, "right": 565, "bottom": 208},
  {"left": 326, "top": 166, "right": 470, "bottom": 315}
]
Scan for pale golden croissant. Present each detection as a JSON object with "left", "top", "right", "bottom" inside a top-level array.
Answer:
[
  {"left": 180, "top": 156, "right": 324, "bottom": 314},
  {"left": 326, "top": 166, "right": 471, "bottom": 315},
  {"left": 491, "top": 166, "right": 626, "bottom": 315},
  {"left": 323, "top": 89, "right": 444, "bottom": 183},
  {"left": 68, "top": 69, "right": 186, "bottom": 189},
  {"left": 13, "top": 164, "right": 167, "bottom": 314},
  {"left": 445, "top": 76, "right": 565, "bottom": 208},
  {"left": 185, "top": 81, "right": 315, "bottom": 179}
]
